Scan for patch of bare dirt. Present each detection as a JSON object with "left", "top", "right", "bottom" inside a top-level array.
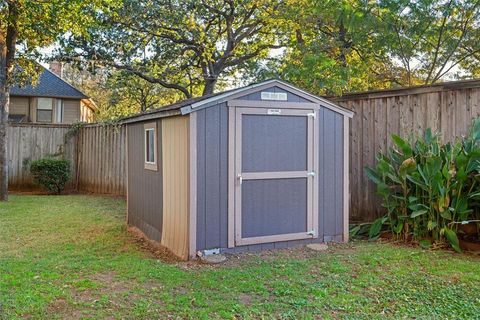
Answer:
[
  {"left": 47, "top": 297, "right": 69, "bottom": 313},
  {"left": 238, "top": 293, "right": 254, "bottom": 306},
  {"left": 142, "top": 279, "right": 164, "bottom": 291},
  {"left": 48, "top": 271, "right": 142, "bottom": 318},
  {"left": 90, "top": 271, "right": 129, "bottom": 293},
  {"left": 46, "top": 297, "right": 85, "bottom": 319}
]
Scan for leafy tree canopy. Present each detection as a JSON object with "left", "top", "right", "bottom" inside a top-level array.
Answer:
[
  {"left": 254, "top": 0, "right": 480, "bottom": 95},
  {"left": 1, "top": 0, "right": 109, "bottom": 85},
  {"left": 59, "top": 0, "right": 287, "bottom": 98}
]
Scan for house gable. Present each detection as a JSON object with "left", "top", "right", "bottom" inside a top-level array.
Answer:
[{"left": 10, "top": 67, "right": 88, "bottom": 99}]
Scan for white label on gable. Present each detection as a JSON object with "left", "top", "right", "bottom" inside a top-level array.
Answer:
[{"left": 261, "top": 91, "right": 288, "bottom": 101}]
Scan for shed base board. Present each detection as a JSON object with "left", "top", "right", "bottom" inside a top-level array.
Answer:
[
  {"left": 199, "top": 235, "right": 344, "bottom": 256},
  {"left": 128, "top": 216, "right": 162, "bottom": 243}
]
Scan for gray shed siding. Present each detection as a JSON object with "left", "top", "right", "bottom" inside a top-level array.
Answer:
[
  {"left": 196, "top": 100, "right": 345, "bottom": 252},
  {"left": 319, "top": 108, "right": 344, "bottom": 242},
  {"left": 196, "top": 103, "right": 229, "bottom": 250},
  {"left": 127, "top": 120, "right": 163, "bottom": 241}
]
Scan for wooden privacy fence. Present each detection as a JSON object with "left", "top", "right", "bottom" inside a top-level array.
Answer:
[
  {"left": 8, "top": 123, "right": 127, "bottom": 195},
  {"left": 335, "top": 79, "right": 480, "bottom": 222},
  {"left": 8, "top": 123, "right": 77, "bottom": 189},
  {"left": 76, "top": 125, "right": 126, "bottom": 195}
]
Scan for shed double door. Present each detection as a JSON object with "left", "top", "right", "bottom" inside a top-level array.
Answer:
[{"left": 231, "top": 106, "right": 318, "bottom": 246}]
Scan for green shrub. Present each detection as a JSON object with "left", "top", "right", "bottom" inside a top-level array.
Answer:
[
  {"left": 365, "top": 119, "right": 480, "bottom": 252},
  {"left": 30, "top": 158, "right": 71, "bottom": 194}
]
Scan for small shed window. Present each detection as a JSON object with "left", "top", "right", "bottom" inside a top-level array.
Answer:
[
  {"left": 145, "top": 130, "right": 155, "bottom": 162},
  {"left": 144, "top": 122, "right": 157, "bottom": 171},
  {"left": 36, "top": 98, "right": 53, "bottom": 123}
]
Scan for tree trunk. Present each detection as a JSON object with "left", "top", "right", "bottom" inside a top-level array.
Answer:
[
  {"left": 338, "top": 22, "right": 348, "bottom": 68},
  {"left": 202, "top": 77, "right": 218, "bottom": 96},
  {"left": 0, "top": 34, "right": 9, "bottom": 201}
]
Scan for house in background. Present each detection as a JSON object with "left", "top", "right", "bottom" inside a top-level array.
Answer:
[{"left": 9, "top": 62, "right": 96, "bottom": 124}]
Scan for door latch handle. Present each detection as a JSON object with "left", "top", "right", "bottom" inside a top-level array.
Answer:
[{"left": 237, "top": 174, "right": 243, "bottom": 185}]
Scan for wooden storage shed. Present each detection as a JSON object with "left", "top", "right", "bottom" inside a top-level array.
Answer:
[{"left": 125, "top": 80, "right": 353, "bottom": 260}]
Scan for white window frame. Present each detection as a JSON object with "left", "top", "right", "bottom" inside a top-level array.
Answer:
[
  {"left": 36, "top": 97, "right": 53, "bottom": 123},
  {"left": 55, "top": 99, "right": 64, "bottom": 123},
  {"left": 144, "top": 122, "right": 158, "bottom": 171}
]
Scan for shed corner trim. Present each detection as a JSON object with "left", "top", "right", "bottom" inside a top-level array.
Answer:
[{"left": 188, "top": 112, "right": 198, "bottom": 259}]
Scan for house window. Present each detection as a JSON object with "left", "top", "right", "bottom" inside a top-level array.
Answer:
[
  {"left": 36, "top": 98, "right": 53, "bottom": 122},
  {"left": 56, "top": 99, "right": 64, "bottom": 123},
  {"left": 144, "top": 123, "right": 157, "bottom": 171}
]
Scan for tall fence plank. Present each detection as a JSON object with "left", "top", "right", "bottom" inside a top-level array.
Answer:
[
  {"left": 76, "top": 124, "right": 126, "bottom": 195},
  {"left": 336, "top": 82, "right": 480, "bottom": 222}
]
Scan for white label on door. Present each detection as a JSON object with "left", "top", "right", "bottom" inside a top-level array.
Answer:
[{"left": 267, "top": 109, "right": 282, "bottom": 115}]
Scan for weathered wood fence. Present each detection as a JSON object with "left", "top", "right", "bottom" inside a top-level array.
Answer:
[
  {"left": 336, "top": 79, "right": 480, "bottom": 222},
  {"left": 8, "top": 124, "right": 78, "bottom": 190},
  {"left": 76, "top": 125, "right": 127, "bottom": 195},
  {"left": 8, "top": 123, "right": 127, "bottom": 195}
]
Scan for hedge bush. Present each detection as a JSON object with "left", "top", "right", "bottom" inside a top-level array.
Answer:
[
  {"left": 30, "top": 158, "right": 71, "bottom": 194},
  {"left": 365, "top": 119, "right": 480, "bottom": 252}
]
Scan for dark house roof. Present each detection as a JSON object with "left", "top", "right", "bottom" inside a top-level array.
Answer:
[
  {"left": 10, "top": 67, "right": 88, "bottom": 99},
  {"left": 119, "top": 79, "right": 353, "bottom": 124}
]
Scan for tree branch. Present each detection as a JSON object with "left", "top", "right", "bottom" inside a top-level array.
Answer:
[
  {"left": 110, "top": 63, "right": 191, "bottom": 98},
  {"left": 223, "top": 44, "right": 284, "bottom": 68},
  {"left": 425, "top": 2, "right": 451, "bottom": 83},
  {"left": 431, "top": 2, "right": 480, "bottom": 82}
]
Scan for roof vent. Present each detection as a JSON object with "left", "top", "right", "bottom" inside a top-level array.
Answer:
[{"left": 261, "top": 91, "right": 287, "bottom": 101}]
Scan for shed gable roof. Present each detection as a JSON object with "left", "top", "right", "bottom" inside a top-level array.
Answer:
[
  {"left": 182, "top": 80, "right": 353, "bottom": 117},
  {"left": 121, "top": 80, "right": 353, "bottom": 124},
  {"left": 10, "top": 67, "right": 88, "bottom": 99}
]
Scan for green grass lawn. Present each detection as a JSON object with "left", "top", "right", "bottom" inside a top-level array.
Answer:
[{"left": 1, "top": 195, "right": 480, "bottom": 319}]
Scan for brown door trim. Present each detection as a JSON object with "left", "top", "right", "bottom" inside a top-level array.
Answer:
[{"left": 227, "top": 107, "right": 236, "bottom": 248}]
